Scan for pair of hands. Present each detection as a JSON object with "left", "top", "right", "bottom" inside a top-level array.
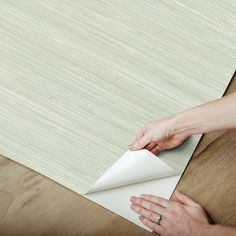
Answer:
[{"left": 128, "top": 118, "right": 211, "bottom": 235}]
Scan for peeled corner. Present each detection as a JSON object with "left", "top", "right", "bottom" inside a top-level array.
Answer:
[{"left": 87, "top": 149, "right": 180, "bottom": 193}]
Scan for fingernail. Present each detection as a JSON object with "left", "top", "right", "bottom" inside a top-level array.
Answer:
[
  {"left": 130, "top": 196, "right": 135, "bottom": 202},
  {"left": 129, "top": 145, "right": 135, "bottom": 150}
]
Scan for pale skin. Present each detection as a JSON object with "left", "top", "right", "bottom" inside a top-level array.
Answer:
[{"left": 128, "top": 91, "right": 236, "bottom": 236}]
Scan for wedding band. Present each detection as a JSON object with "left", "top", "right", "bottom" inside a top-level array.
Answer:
[{"left": 156, "top": 215, "right": 162, "bottom": 225}]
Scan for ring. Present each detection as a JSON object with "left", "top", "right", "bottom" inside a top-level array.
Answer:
[{"left": 156, "top": 215, "right": 162, "bottom": 225}]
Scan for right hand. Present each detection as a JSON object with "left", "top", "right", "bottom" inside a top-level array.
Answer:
[{"left": 128, "top": 117, "right": 190, "bottom": 154}]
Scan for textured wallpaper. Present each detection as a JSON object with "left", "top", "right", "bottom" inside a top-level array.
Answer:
[{"left": 0, "top": 0, "right": 235, "bottom": 194}]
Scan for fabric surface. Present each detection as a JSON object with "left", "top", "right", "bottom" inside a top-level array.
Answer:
[{"left": 0, "top": 0, "right": 235, "bottom": 195}]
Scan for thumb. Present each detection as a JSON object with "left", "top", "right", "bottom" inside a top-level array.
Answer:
[
  {"left": 174, "top": 190, "right": 199, "bottom": 207},
  {"left": 128, "top": 134, "right": 151, "bottom": 151}
]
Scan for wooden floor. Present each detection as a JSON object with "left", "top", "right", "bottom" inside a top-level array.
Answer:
[{"left": 0, "top": 73, "right": 235, "bottom": 236}]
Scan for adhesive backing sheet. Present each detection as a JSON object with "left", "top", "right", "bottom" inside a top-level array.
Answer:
[{"left": 0, "top": 0, "right": 235, "bottom": 231}]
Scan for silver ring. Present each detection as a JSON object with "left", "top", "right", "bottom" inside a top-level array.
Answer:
[{"left": 156, "top": 215, "right": 162, "bottom": 225}]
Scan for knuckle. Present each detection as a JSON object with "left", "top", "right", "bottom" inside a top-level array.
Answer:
[
  {"left": 134, "top": 140, "right": 141, "bottom": 147},
  {"left": 143, "top": 217, "right": 148, "bottom": 224},
  {"left": 150, "top": 202, "right": 157, "bottom": 209},
  {"left": 135, "top": 206, "right": 141, "bottom": 213},
  {"left": 144, "top": 195, "right": 151, "bottom": 201},
  {"left": 173, "top": 202, "right": 182, "bottom": 209},
  {"left": 135, "top": 198, "right": 141, "bottom": 204},
  {"left": 139, "top": 199, "right": 147, "bottom": 207},
  {"left": 133, "top": 198, "right": 140, "bottom": 205},
  {"left": 151, "top": 212, "right": 158, "bottom": 221},
  {"left": 139, "top": 207, "right": 145, "bottom": 214},
  {"left": 140, "top": 199, "right": 147, "bottom": 206},
  {"left": 147, "top": 211, "right": 153, "bottom": 219}
]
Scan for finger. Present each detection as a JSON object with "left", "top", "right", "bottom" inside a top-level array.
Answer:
[
  {"left": 128, "top": 134, "right": 151, "bottom": 151},
  {"left": 144, "top": 142, "right": 156, "bottom": 151},
  {"left": 139, "top": 216, "right": 165, "bottom": 234},
  {"left": 135, "top": 129, "right": 145, "bottom": 141},
  {"left": 140, "top": 194, "right": 170, "bottom": 208},
  {"left": 130, "top": 197, "right": 167, "bottom": 217},
  {"left": 150, "top": 145, "right": 161, "bottom": 154},
  {"left": 150, "top": 144, "right": 165, "bottom": 154},
  {"left": 156, "top": 216, "right": 168, "bottom": 228},
  {"left": 174, "top": 190, "right": 199, "bottom": 207},
  {"left": 131, "top": 204, "right": 161, "bottom": 224},
  {"left": 128, "top": 130, "right": 145, "bottom": 149}
]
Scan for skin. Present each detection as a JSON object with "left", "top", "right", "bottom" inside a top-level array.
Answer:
[{"left": 128, "top": 91, "right": 236, "bottom": 236}]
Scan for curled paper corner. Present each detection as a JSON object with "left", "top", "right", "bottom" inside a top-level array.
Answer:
[{"left": 87, "top": 149, "right": 180, "bottom": 193}]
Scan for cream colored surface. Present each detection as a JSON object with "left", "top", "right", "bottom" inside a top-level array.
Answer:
[
  {"left": 0, "top": 0, "right": 235, "bottom": 205},
  {"left": 89, "top": 150, "right": 179, "bottom": 193},
  {"left": 86, "top": 175, "right": 182, "bottom": 231}
]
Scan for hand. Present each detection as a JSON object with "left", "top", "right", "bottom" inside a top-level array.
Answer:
[
  {"left": 130, "top": 190, "right": 211, "bottom": 236},
  {"left": 128, "top": 117, "right": 189, "bottom": 154}
]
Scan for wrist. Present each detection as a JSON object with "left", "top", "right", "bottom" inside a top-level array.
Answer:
[
  {"left": 199, "top": 224, "right": 230, "bottom": 236},
  {"left": 192, "top": 223, "right": 213, "bottom": 236},
  {"left": 169, "top": 109, "right": 202, "bottom": 137},
  {"left": 201, "top": 223, "right": 215, "bottom": 236}
]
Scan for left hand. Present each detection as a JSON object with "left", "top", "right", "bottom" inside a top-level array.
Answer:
[{"left": 130, "top": 190, "right": 211, "bottom": 236}]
